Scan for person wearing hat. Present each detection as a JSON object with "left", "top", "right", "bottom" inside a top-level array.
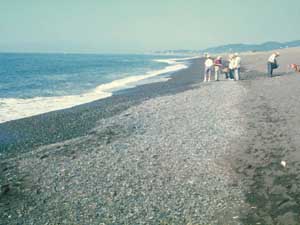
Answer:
[
  {"left": 233, "top": 53, "right": 241, "bottom": 81},
  {"left": 214, "top": 56, "right": 222, "bottom": 81},
  {"left": 204, "top": 55, "right": 213, "bottom": 82},
  {"left": 267, "top": 52, "right": 280, "bottom": 77}
]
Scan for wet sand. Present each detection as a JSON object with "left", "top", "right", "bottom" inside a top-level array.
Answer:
[{"left": 1, "top": 48, "right": 300, "bottom": 224}]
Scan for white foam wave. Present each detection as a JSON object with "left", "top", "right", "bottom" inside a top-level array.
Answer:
[
  {"left": 154, "top": 56, "right": 200, "bottom": 64},
  {"left": 0, "top": 58, "right": 188, "bottom": 124}
]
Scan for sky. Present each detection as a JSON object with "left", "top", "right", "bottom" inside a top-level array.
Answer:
[{"left": 0, "top": 0, "right": 300, "bottom": 53}]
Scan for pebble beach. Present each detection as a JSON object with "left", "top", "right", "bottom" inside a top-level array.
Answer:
[{"left": 1, "top": 48, "right": 300, "bottom": 224}]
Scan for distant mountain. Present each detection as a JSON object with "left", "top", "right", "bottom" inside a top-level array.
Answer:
[
  {"left": 153, "top": 49, "right": 198, "bottom": 55},
  {"left": 153, "top": 40, "right": 300, "bottom": 55},
  {"left": 202, "top": 40, "right": 300, "bottom": 54}
]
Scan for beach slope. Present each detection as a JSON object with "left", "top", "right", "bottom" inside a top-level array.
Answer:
[{"left": 1, "top": 48, "right": 300, "bottom": 224}]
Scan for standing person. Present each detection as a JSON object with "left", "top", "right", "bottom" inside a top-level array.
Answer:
[
  {"left": 223, "top": 67, "right": 230, "bottom": 79},
  {"left": 204, "top": 55, "right": 213, "bottom": 82},
  {"left": 233, "top": 53, "right": 241, "bottom": 81},
  {"left": 228, "top": 54, "right": 235, "bottom": 80},
  {"left": 267, "top": 52, "right": 280, "bottom": 77},
  {"left": 214, "top": 56, "right": 222, "bottom": 81}
]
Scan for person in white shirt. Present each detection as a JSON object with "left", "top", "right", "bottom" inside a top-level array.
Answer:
[
  {"left": 204, "top": 55, "right": 213, "bottom": 82},
  {"left": 268, "top": 52, "right": 280, "bottom": 77},
  {"left": 228, "top": 54, "right": 235, "bottom": 80},
  {"left": 233, "top": 53, "right": 241, "bottom": 81}
]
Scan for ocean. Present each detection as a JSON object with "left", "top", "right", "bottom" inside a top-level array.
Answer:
[{"left": 0, "top": 53, "right": 192, "bottom": 123}]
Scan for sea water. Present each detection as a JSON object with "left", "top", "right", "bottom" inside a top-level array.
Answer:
[{"left": 0, "top": 53, "right": 193, "bottom": 123}]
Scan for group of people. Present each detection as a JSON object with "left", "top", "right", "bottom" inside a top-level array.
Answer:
[
  {"left": 203, "top": 51, "right": 281, "bottom": 82},
  {"left": 203, "top": 53, "right": 241, "bottom": 82}
]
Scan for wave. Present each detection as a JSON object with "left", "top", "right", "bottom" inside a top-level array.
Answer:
[{"left": 0, "top": 57, "right": 190, "bottom": 124}]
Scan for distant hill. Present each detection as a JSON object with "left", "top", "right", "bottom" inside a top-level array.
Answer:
[
  {"left": 202, "top": 40, "right": 300, "bottom": 54},
  {"left": 153, "top": 40, "right": 300, "bottom": 55},
  {"left": 153, "top": 49, "right": 199, "bottom": 55}
]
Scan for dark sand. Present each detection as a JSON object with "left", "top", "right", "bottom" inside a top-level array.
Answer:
[
  {"left": 1, "top": 51, "right": 300, "bottom": 224},
  {"left": 233, "top": 74, "right": 300, "bottom": 224}
]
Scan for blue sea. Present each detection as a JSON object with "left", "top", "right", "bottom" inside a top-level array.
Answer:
[{"left": 0, "top": 53, "right": 191, "bottom": 123}]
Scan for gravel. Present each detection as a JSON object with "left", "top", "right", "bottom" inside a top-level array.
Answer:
[{"left": 0, "top": 79, "right": 248, "bottom": 224}]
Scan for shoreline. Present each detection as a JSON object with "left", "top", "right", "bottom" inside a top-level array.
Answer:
[
  {"left": 0, "top": 57, "right": 204, "bottom": 159},
  {"left": 2, "top": 48, "right": 300, "bottom": 224},
  {"left": 0, "top": 56, "right": 194, "bottom": 124},
  {"left": 1, "top": 57, "right": 247, "bottom": 224}
]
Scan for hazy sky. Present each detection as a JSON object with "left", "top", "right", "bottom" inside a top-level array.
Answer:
[{"left": 1, "top": 0, "right": 300, "bottom": 53}]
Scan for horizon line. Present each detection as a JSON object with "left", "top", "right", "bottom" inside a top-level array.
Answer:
[{"left": 1, "top": 39, "right": 299, "bottom": 55}]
